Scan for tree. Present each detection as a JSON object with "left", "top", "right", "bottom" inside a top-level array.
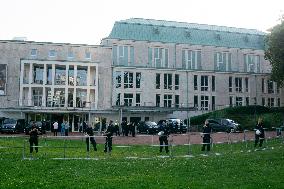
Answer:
[{"left": 265, "top": 18, "right": 284, "bottom": 87}]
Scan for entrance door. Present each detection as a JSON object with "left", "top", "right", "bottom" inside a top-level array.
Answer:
[{"left": 130, "top": 117, "right": 141, "bottom": 126}]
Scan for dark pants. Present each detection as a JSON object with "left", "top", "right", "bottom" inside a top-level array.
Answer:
[
  {"left": 255, "top": 135, "right": 264, "bottom": 147},
  {"left": 104, "top": 137, "right": 112, "bottom": 152},
  {"left": 159, "top": 136, "right": 169, "bottom": 153},
  {"left": 86, "top": 137, "right": 97, "bottom": 151},
  {"left": 29, "top": 138, "right": 38, "bottom": 153},
  {"left": 202, "top": 136, "right": 210, "bottom": 151},
  {"left": 53, "top": 129, "right": 58, "bottom": 136}
]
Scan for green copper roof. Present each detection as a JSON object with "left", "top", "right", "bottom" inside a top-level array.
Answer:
[{"left": 108, "top": 18, "right": 266, "bottom": 50}]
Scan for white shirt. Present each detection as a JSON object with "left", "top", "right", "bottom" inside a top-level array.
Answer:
[{"left": 53, "top": 122, "right": 58, "bottom": 130}]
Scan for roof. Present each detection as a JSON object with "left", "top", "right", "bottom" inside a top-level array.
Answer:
[{"left": 107, "top": 18, "right": 266, "bottom": 50}]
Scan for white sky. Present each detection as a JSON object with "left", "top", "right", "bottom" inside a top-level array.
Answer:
[{"left": 0, "top": 0, "right": 283, "bottom": 45}]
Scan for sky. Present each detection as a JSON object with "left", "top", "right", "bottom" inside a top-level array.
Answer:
[{"left": 0, "top": 0, "right": 283, "bottom": 45}]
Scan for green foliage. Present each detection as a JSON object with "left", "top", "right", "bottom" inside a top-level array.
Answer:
[{"left": 265, "top": 19, "right": 284, "bottom": 86}]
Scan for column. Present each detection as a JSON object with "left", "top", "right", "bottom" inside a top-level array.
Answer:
[
  {"left": 19, "top": 62, "right": 24, "bottom": 106},
  {"left": 28, "top": 63, "right": 33, "bottom": 106},
  {"left": 65, "top": 64, "right": 69, "bottom": 107},
  {"left": 73, "top": 65, "right": 77, "bottom": 107},
  {"left": 86, "top": 65, "right": 91, "bottom": 108}
]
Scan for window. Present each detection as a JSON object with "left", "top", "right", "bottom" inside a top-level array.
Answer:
[
  {"left": 229, "top": 96, "right": 233, "bottom": 107},
  {"left": 164, "top": 74, "right": 172, "bottom": 90},
  {"left": 67, "top": 51, "right": 74, "bottom": 59},
  {"left": 277, "top": 98, "right": 281, "bottom": 107},
  {"left": 245, "top": 78, "right": 249, "bottom": 92},
  {"left": 214, "top": 52, "right": 231, "bottom": 71},
  {"left": 164, "top": 94, "right": 172, "bottom": 107},
  {"left": 175, "top": 74, "right": 179, "bottom": 90},
  {"left": 262, "top": 98, "right": 265, "bottom": 106},
  {"left": 68, "top": 66, "right": 75, "bottom": 86},
  {"left": 77, "top": 67, "right": 87, "bottom": 86},
  {"left": 55, "top": 65, "right": 66, "bottom": 85},
  {"left": 85, "top": 51, "right": 91, "bottom": 59},
  {"left": 267, "top": 80, "right": 274, "bottom": 94},
  {"left": 246, "top": 97, "right": 249, "bottom": 106},
  {"left": 112, "top": 45, "right": 134, "bottom": 66},
  {"left": 54, "top": 89, "right": 65, "bottom": 107},
  {"left": 194, "top": 95, "right": 198, "bottom": 108},
  {"left": 212, "top": 96, "right": 215, "bottom": 110},
  {"left": 136, "top": 72, "right": 141, "bottom": 88},
  {"left": 236, "top": 97, "right": 243, "bottom": 106},
  {"left": 124, "top": 72, "right": 133, "bottom": 88},
  {"left": 31, "top": 49, "right": 37, "bottom": 57},
  {"left": 182, "top": 49, "right": 201, "bottom": 69},
  {"left": 156, "top": 94, "right": 161, "bottom": 107},
  {"left": 229, "top": 76, "right": 232, "bottom": 92},
  {"left": 276, "top": 83, "right": 280, "bottom": 94},
  {"left": 200, "top": 95, "right": 209, "bottom": 110},
  {"left": 116, "top": 93, "right": 121, "bottom": 106},
  {"left": 194, "top": 75, "right": 198, "bottom": 90},
  {"left": 262, "top": 78, "right": 265, "bottom": 93},
  {"left": 136, "top": 94, "right": 141, "bottom": 106},
  {"left": 124, "top": 93, "right": 133, "bottom": 106},
  {"left": 268, "top": 98, "right": 274, "bottom": 107},
  {"left": 148, "top": 47, "right": 169, "bottom": 68},
  {"left": 212, "top": 76, "right": 215, "bottom": 92},
  {"left": 115, "top": 71, "right": 122, "bottom": 88},
  {"left": 156, "top": 74, "right": 160, "bottom": 89},
  {"left": 33, "top": 89, "right": 43, "bottom": 106},
  {"left": 175, "top": 95, "right": 179, "bottom": 108},
  {"left": 201, "top": 75, "right": 208, "bottom": 91},
  {"left": 235, "top": 77, "right": 242, "bottom": 93},
  {"left": 76, "top": 89, "right": 86, "bottom": 107},
  {"left": 33, "top": 65, "right": 44, "bottom": 84},
  {"left": 244, "top": 54, "right": 260, "bottom": 73},
  {"left": 49, "top": 50, "right": 56, "bottom": 57}
]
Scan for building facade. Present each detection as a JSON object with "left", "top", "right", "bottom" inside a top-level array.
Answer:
[{"left": 0, "top": 18, "right": 283, "bottom": 131}]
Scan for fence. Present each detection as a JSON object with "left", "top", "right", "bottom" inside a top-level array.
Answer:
[{"left": 0, "top": 129, "right": 283, "bottom": 160}]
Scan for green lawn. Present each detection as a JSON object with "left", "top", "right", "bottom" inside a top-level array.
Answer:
[{"left": 0, "top": 137, "right": 283, "bottom": 188}]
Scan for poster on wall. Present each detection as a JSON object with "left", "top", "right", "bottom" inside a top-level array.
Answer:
[{"left": 0, "top": 64, "right": 7, "bottom": 95}]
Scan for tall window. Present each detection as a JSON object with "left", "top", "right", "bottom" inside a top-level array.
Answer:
[
  {"left": 267, "top": 80, "right": 274, "bottom": 94},
  {"left": 212, "top": 96, "right": 215, "bottom": 110},
  {"left": 55, "top": 65, "right": 66, "bottom": 85},
  {"left": 124, "top": 93, "right": 133, "bottom": 106},
  {"left": 164, "top": 94, "right": 172, "bottom": 107},
  {"left": 235, "top": 77, "right": 242, "bottom": 93},
  {"left": 148, "top": 47, "right": 168, "bottom": 68},
  {"left": 246, "top": 97, "right": 249, "bottom": 106},
  {"left": 236, "top": 97, "right": 243, "bottom": 106},
  {"left": 229, "top": 96, "right": 233, "bottom": 107},
  {"left": 194, "top": 95, "right": 198, "bottom": 108},
  {"left": 31, "top": 49, "right": 37, "bottom": 57},
  {"left": 156, "top": 74, "right": 160, "bottom": 89},
  {"left": 229, "top": 76, "right": 232, "bottom": 92},
  {"left": 77, "top": 67, "right": 87, "bottom": 86},
  {"left": 200, "top": 95, "right": 209, "bottom": 110},
  {"left": 175, "top": 74, "right": 179, "bottom": 90},
  {"left": 115, "top": 71, "right": 122, "bottom": 88},
  {"left": 164, "top": 74, "right": 172, "bottom": 90},
  {"left": 116, "top": 93, "right": 121, "bottom": 106},
  {"left": 262, "top": 98, "right": 265, "bottom": 106},
  {"left": 268, "top": 98, "right": 274, "bottom": 107},
  {"left": 194, "top": 75, "right": 198, "bottom": 90},
  {"left": 33, "top": 89, "right": 43, "bottom": 106},
  {"left": 245, "top": 78, "right": 249, "bottom": 92},
  {"left": 201, "top": 75, "right": 208, "bottom": 91},
  {"left": 136, "top": 72, "right": 141, "bottom": 88},
  {"left": 156, "top": 94, "right": 161, "bottom": 107},
  {"left": 261, "top": 78, "right": 265, "bottom": 93},
  {"left": 244, "top": 54, "right": 260, "bottom": 73},
  {"left": 33, "top": 65, "right": 44, "bottom": 84},
  {"left": 175, "top": 95, "right": 179, "bottom": 108},
  {"left": 136, "top": 94, "right": 141, "bottom": 106},
  {"left": 212, "top": 76, "right": 215, "bottom": 92},
  {"left": 124, "top": 72, "right": 133, "bottom": 88},
  {"left": 112, "top": 45, "right": 134, "bottom": 66},
  {"left": 214, "top": 52, "right": 231, "bottom": 71},
  {"left": 182, "top": 49, "right": 201, "bottom": 69},
  {"left": 277, "top": 98, "right": 280, "bottom": 107}
]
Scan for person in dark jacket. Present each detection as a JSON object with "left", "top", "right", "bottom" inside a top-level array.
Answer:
[
  {"left": 255, "top": 118, "right": 265, "bottom": 147},
  {"left": 201, "top": 120, "right": 212, "bottom": 151},
  {"left": 29, "top": 124, "right": 40, "bottom": 153},
  {"left": 86, "top": 124, "right": 97, "bottom": 152},
  {"left": 158, "top": 121, "right": 170, "bottom": 153},
  {"left": 104, "top": 120, "right": 115, "bottom": 153}
]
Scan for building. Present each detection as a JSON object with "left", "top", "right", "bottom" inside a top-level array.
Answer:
[{"left": 0, "top": 18, "right": 283, "bottom": 131}]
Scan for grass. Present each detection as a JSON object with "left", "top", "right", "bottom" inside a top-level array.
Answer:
[{"left": 0, "top": 137, "right": 284, "bottom": 188}]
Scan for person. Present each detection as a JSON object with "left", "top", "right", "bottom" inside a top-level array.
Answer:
[
  {"left": 64, "top": 121, "right": 69, "bottom": 136},
  {"left": 86, "top": 124, "right": 97, "bottom": 152},
  {"left": 158, "top": 121, "right": 170, "bottom": 153},
  {"left": 121, "top": 120, "right": 127, "bottom": 136},
  {"left": 131, "top": 122, "right": 136, "bottom": 137},
  {"left": 61, "top": 121, "right": 65, "bottom": 136},
  {"left": 104, "top": 120, "right": 115, "bottom": 153},
  {"left": 53, "top": 121, "right": 58, "bottom": 136},
  {"left": 201, "top": 120, "right": 212, "bottom": 152},
  {"left": 255, "top": 118, "right": 265, "bottom": 148},
  {"left": 114, "top": 121, "right": 120, "bottom": 136},
  {"left": 29, "top": 123, "right": 40, "bottom": 153}
]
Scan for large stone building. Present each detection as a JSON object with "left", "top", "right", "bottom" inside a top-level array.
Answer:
[{"left": 0, "top": 18, "right": 283, "bottom": 131}]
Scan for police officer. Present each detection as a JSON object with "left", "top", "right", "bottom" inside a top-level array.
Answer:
[
  {"left": 201, "top": 120, "right": 212, "bottom": 151},
  {"left": 86, "top": 124, "right": 97, "bottom": 152},
  {"left": 255, "top": 118, "right": 265, "bottom": 147},
  {"left": 29, "top": 123, "right": 40, "bottom": 153},
  {"left": 104, "top": 120, "right": 115, "bottom": 153},
  {"left": 158, "top": 121, "right": 170, "bottom": 153}
]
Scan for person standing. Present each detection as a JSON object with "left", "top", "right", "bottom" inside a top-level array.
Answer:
[
  {"left": 53, "top": 121, "right": 58, "bottom": 136},
  {"left": 255, "top": 118, "right": 265, "bottom": 148},
  {"left": 104, "top": 120, "right": 115, "bottom": 153},
  {"left": 86, "top": 124, "right": 97, "bottom": 152},
  {"left": 61, "top": 121, "right": 65, "bottom": 136},
  {"left": 201, "top": 120, "right": 212, "bottom": 152},
  {"left": 64, "top": 121, "right": 69, "bottom": 136},
  {"left": 158, "top": 121, "right": 170, "bottom": 153},
  {"left": 29, "top": 124, "right": 40, "bottom": 153}
]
